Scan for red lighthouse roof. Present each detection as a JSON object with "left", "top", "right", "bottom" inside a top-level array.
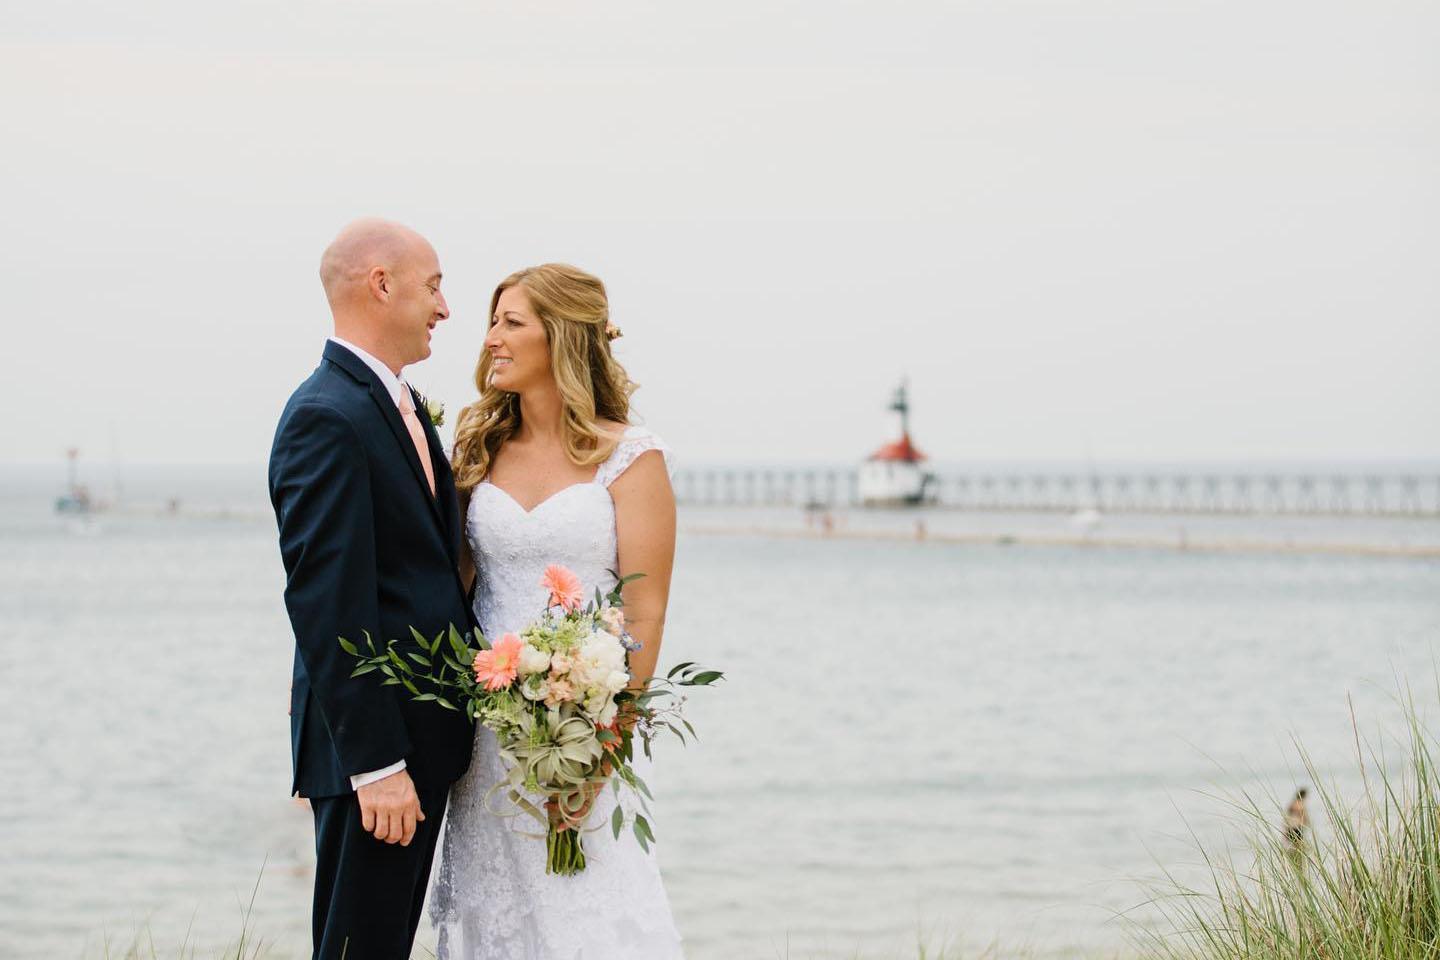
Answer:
[{"left": 868, "top": 432, "right": 926, "bottom": 463}]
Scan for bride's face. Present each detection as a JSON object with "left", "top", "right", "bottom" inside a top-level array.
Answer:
[{"left": 485, "top": 284, "right": 552, "bottom": 393}]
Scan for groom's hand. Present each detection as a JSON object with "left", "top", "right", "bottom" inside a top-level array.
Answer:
[{"left": 356, "top": 769, "right": 425, "bottom": 846}]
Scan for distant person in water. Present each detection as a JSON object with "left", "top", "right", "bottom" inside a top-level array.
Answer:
[{"left": 1284, "top": 787, "right": 1309, "bottom": 865}]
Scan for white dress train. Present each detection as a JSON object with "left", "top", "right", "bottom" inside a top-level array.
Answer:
[{"left": 430, "top": 426, "right": 684, "bottom": 960}]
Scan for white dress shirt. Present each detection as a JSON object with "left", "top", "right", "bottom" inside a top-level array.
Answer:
[{"left": 327, "top": 336, "right": 413, "bottom": 791}]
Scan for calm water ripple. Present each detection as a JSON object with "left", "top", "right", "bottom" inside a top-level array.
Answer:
[{"left": 1, "top": 498, "right": 1437, "bottom": 958}]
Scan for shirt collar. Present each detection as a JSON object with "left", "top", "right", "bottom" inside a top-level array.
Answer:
[{"left": 328, "top": 336, "right": 410, "bottom": 409}]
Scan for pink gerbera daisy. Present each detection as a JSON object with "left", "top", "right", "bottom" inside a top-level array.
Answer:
[
  {"left": 473, "top": 632, "right": 523, "bottom": 691},
  {"left": 541, "top": 564, "right": 585, "bottom": 613}
]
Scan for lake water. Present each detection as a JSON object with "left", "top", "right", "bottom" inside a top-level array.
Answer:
[{"left": 2, "top": 470, "right": 1437, "bottom": 958}]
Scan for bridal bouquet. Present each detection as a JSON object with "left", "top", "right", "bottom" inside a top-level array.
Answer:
[{"left": 338, "top": 564, "right": 721, "bottom": 875}]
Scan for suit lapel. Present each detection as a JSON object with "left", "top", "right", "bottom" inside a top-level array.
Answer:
[
  {"left": 423, "top": 410, "right": 469, "bottom": 574},
  {"left": 321, "top": 341, "right": 472, "bottom": 615},
  {"left": 418, "top": 405, "right": 460, "bottom": 557},
  {"left": 322, "top": 342, "right": 444, "bottom": 532},
  {"left": 379, "top": 385, "right": 445, "bottom": 530},
  {"left": 415, "top": 397, "right": 472, "bottom": 605}
]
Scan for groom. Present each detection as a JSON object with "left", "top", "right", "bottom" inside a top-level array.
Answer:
[{"left": 269, "top": 219, "right": 474, "bottom": 958}]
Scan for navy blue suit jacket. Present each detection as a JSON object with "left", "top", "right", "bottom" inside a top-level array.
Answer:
[{"left": 269, "top": 341, "right": 474, "bottom": 799}]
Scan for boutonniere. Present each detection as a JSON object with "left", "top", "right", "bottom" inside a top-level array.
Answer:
[{"left": 414, "top": 390, "right": 445, "bottom": 428}]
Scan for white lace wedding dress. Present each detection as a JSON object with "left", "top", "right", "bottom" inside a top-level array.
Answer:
[{"left": 430, "top": 426, "right": 685, "bottom": 959}]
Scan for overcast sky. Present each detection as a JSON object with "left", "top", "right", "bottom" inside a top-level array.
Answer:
[{"left": 2, "top": 0, "right": 1436, "bottom": 467}]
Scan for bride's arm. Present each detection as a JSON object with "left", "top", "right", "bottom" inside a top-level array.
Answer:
[
  {"left": 457, "top": 486, "right": 477, "bottom": 595},
  {"left": 609, "top": 450, "right": 677, "bottom": 687}
]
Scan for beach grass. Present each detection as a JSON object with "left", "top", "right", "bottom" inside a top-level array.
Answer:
[
  {"left": 1127, "top": 682, "right": 1440, "bottom": 960},
  {"left": 88, "top": 863, "right": 272, "bottom": 960}
]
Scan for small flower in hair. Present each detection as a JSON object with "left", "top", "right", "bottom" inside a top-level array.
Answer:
[{"left": 604, "top": 321, "right": 623, "bottom": 341}]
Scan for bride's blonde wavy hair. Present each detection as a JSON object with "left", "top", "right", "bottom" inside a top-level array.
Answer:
[{"left": 451, "top": 263, "right": 636, "bottom": 493}]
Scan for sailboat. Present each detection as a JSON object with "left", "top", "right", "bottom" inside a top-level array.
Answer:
[{"left": 54, "top": 448, "right": 95, "bottom": 515}]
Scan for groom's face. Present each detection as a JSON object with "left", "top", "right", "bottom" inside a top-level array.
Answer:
[{"left": 384, "top": 239, "right": 449, "bottom": 367}]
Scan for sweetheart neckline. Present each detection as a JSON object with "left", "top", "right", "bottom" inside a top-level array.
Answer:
[{"left": 477, "top": 479, "right": 606, "bottom": 516}]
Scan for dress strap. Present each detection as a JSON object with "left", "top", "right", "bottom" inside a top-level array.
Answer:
[{"left": 594, "top": 427, "right": 674, "bottom": 488}]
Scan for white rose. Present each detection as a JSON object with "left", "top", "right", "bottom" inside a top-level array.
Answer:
[
  {"left": 595, "top": 697, "right": 619, "bottom": 726},
  {"left": 582, "top": 633, "right": 626, "bottom": 669},
  {"left": 604, "top": 669, "right": 630, "bottom": 694},
  {"left": 520, "top": 676, "right": 551, "bottom": 702},
  {"left": 518, "top": 644, "right": 552, "bottom": 677},
  {"left": 570, "top": 635, "right": 617, "bottom": 689},
  {"left": 583, "top": 690, "right": 617, "bottom": 725}
]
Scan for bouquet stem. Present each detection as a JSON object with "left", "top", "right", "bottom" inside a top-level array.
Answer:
[{"left": 546, "top": 825, "right": 587, "bottom": 875}]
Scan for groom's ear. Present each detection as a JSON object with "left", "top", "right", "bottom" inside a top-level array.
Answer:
[{"left": 368, "top": 266, "right": 390, "bottom": 302}]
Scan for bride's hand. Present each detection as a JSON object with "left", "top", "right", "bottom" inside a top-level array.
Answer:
[{"left": 616, "top": 698, "right": 643, "bottom": 734}]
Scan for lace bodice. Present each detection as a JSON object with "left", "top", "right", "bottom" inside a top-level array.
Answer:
[
  {"left": 430, "top": 426, "right": 683, "bottom": 960},
  {"left": 467, "top": 426, "right": 673, "bottom": 644}
]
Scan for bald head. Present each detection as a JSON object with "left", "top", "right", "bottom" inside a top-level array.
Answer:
[
  {"left": 319, "top": 218, "right": 432, "bottom": 307},
  {"left": 319, "top": 218, "right": 449, "bottom": 374}
]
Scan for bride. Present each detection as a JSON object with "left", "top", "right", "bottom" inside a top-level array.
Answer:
[{"left": 430, "top": 264, "right": 684, "bottom": 958}]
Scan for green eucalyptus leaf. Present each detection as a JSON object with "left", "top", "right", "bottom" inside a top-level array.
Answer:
[
  {"left": 631, "top": 773, "right": 653, "bottom": 801},
  {"left": 666, "top": 661, "right": 695, "bottom": 679},
  {"left": 632, "top": 819, "right": 650, "bottom": 853},
  {"left": 611, "top": 804, "right": 624, "bottom": 840},
  {"left": 338, "top": 637, "right": 359, "bottom": 656}
]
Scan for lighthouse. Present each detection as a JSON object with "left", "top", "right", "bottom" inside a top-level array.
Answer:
[{"left": 858, "top": 380, "right": 935, "bottom": 506}]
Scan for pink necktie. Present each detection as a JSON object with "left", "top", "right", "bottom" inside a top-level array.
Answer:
[{"left": 398, "top": 390, "right": 437, "bottom": 497}]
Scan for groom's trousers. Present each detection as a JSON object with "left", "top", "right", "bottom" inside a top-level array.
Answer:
[{"left": 310, "top": 788, "right": 449, "bottom": 960}]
